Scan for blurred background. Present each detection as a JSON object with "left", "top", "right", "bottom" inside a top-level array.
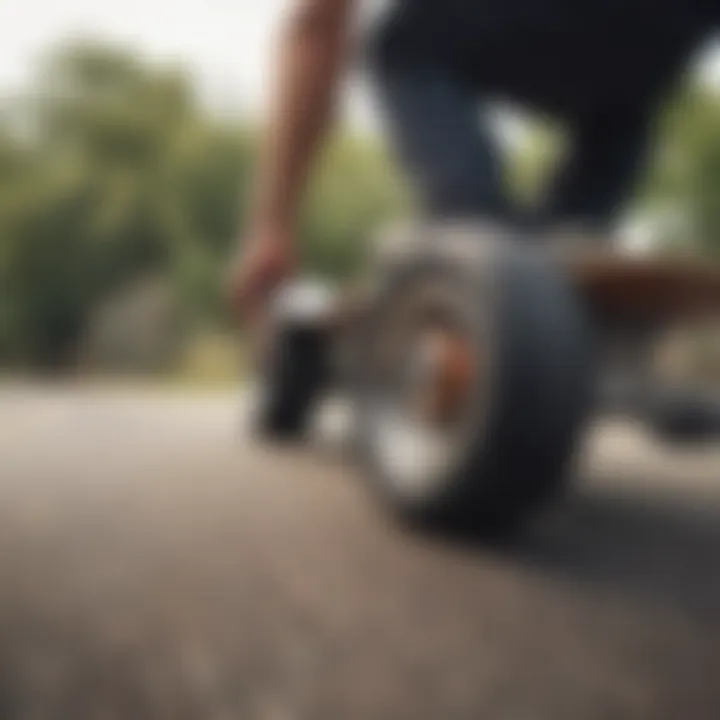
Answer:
[
  {"left": 1, "top": 3, "right": 720, "bottom": 382},
  {"left": 0, "top": 0, "right": 406, "bottom": 381}
]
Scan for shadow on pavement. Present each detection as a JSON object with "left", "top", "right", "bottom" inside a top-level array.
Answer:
[{"left": 433, "top": 479, "right": 720, "bottom": 621}]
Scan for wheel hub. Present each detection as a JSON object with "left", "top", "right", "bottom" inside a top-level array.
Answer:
[{"left": 407, "top": 327, "right": 475, "bottom": 427}]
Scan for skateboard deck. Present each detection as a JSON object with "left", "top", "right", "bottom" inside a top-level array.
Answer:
[{"left": 562, "top": 250, "right": 720, "bottom": 320}]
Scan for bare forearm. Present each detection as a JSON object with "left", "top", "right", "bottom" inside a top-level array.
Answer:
[{"left": 252, "top": 0, "right": 352, "bottom": 233}]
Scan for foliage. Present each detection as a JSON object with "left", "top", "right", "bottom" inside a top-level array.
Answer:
[
  {"left": 637, "top": 83, "right": 720, "bottom": 255},
  {"left": 303, "top": 134, "right": 406, "bottom": 279},
  {"left": 2, "top": 40, "right": 718, "bottom": 371},
  {"left": 0, "top": 43, "right": 403, "bottom": 369}
]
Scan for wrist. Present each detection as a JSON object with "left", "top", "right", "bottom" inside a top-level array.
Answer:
[
  {"left": 247, "top": 188, "right": 297, "bottom": 234},
  {"left": 247, "top": 212, "right": 293, "bottom": 241}
]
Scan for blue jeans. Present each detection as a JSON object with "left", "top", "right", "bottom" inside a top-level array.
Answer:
[{"left": 371, "top": 53, "right": 654, "bottom": 231}]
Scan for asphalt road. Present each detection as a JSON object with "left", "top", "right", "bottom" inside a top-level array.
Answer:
[{"left": 0, "top": 384, "right": 719, "bottom": 720}]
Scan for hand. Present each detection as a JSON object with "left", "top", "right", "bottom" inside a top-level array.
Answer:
[
  {"left": 227, "top": 224, "right": 299, "bottom": 367},
  {"left": 228, "top": 224, "right": 298, "bottom": 323}
]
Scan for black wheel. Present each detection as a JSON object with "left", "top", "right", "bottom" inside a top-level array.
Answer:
[
  {"left": 251, "top": 281, "right": 334, "bottom": 440},
  {"left": 355, "top": 229, "right": 595, "bottom": 533},
  {"left": 646, "top": 391, "right": 720, "bottom": 445}
]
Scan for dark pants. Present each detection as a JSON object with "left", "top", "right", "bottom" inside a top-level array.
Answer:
[
  {"left": 373, "top": 63, "right": 653, "bottom": 231},
  {"left": 367, "top": 2, "right": 680, "bottom": 231}
]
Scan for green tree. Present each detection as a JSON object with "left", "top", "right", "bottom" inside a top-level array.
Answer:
[
  {"left": 0, "top": 44, "right": 250, "bottom": 368},
  {"left": 302, "top": 133, "right": 406, "bottom": 279},
  {"left": 639, "top": 83, "right": 720, "bottom": 255},
  {"left": 0, "top": 41, "right": 405, "bottom": 371}
]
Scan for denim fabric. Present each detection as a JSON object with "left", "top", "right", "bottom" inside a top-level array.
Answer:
[
  {"left": 366, "top": 0, "right": 713, "bottom": 228},
  {"left": 373, "top": 62, "right": 652, "bottom": 228}
]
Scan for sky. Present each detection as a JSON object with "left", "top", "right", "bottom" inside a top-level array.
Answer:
[{"left": 0, "top": 0, "right": 290, "bottom": 117}]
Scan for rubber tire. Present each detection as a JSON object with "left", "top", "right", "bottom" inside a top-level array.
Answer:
[
  {"left": 646, "top": 391, "right": 720, "bottom": 446},
  {"left": 355, "top": 233, "right": 595, "bottom": 535}
]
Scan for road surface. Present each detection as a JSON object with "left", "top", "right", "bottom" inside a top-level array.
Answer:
[{"left": 0, "top": 384, "right": 719, "bottom": 719}]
